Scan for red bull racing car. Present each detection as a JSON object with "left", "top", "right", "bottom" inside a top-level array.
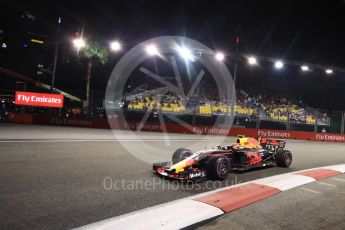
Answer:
[{"left": 153, "top": 136, "right": 292, "bottom": 181}]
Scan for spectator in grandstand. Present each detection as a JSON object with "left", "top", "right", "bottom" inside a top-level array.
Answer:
[
  {"left": 299, "top": 100, "right": 305, "bottom": 107},
  {"left": 322, "top": 127, "right": 327, "bottom": 133}
]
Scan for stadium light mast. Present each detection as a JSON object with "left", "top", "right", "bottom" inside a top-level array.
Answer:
[
  {"left": 230, "top": 36, "right": 240, "bottom": 123},
  {"left": 233, "top": 36, "right": 240, "bottom": 86},
  {"left": 51, "top": 16, "right": 62, "bottom": 93}
]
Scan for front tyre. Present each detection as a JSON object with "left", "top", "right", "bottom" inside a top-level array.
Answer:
[
  {"left": 172, "top": 148, "right": 193, "bottom": 164},
  {"left": 208, "top": 156, "right": 231, "bottom": 180},
  {"left": 275, "top": 150, "right": 292, "bottom": 167}
]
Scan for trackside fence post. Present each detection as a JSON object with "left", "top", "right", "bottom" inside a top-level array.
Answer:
[
  {"left": 341, "top": 112, "right": 345, "bottom": 134},
  {"left": 287, "top": 109, "right": 290, "bottom": 131},
  {"left": 21, "top": 81, "right": 27, "bottom": 113},
  {"left": 314, "top": 111, "right": 318, "bottom": 133},
  {"left": 256, "top": 114, "right": 260, "bottom": 129}
]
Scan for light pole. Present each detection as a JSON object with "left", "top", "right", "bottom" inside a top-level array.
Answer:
[
  {"left": 51, "top": 17, "right": 62, "bottom": 93},
  {"left": 229, "top": 36, "right": 240, "bottom": 128}
]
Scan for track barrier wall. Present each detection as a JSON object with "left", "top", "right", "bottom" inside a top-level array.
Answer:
[{"left": 8, "top": 113, "right": 345, "bottom": 142}]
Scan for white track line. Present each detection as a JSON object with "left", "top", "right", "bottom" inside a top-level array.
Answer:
[
  {"left": 300, "top": 188, "right": 321, "bottom": 194},
  {"left": 317, "top": 182, "right": 336, "bottom": 187},
  {"left": 0, "top": 139, "right": 226, "bottom": 143},
  {"left": 331, "top": 177, "right": 345, "bottom": 182}
]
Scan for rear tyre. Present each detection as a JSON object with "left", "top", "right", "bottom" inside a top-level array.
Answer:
[
  {"left": 275, "top": 150, "right": 292, "bottom": 167},
  {"left": 208, "top": 156, "right": 231, "bottom": 180},
  {"left": 172, "top": 148, "right": 193, "bottom": 164}
]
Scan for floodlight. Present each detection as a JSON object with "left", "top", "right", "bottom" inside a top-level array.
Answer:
[
  {"left": 146, "top": 44, "right": 159, "bottom": 56},
  {"left": 274, "top": 60, "right": 283, "bottom": 69},
  {"left": 248, "top": 56, "right": 257, "bottom": 65},
  {"left": 73, "top": 38, "right": 86, "bottom": 49},
  {"left": 177, "top": 46, "right": 193, "bottom": 60},
  {"left": 325, "top": 69, "right": 333, "bottom": 74},
  {"left": 301, "top": 65, "right": 309, "bottom": 71},
  {"left": 215, "top": 52, "right": 225, "bottom": 61},
  {"left": 110, "top": 41, "right": 121, "bottom": 51}
]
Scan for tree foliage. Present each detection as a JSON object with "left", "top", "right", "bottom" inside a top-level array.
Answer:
[{"left": 82, "top": 41, "right": 108, "bottom": 65}]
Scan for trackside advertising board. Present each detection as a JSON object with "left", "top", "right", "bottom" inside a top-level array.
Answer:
[
  {"left": 15, "top": 91, "right": 64, "bottom": 108},
  {"left": 7, "top": 114, "right": 345, "bottom": 143}
]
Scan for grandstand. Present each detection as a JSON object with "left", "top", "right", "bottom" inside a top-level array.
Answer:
[
  {"left": 127, "top": 95, "right": 186, "bottom": 113},
  {"left": 123, "top": 86, "right": 328, "bottom": 127}
]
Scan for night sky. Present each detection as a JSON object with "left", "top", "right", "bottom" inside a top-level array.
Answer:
[
  {"left": 2, "top": 0, "right": 345, "bottom": 62},
  {"left": 1, "top": 0, "right": 345, "bottom": 108}
]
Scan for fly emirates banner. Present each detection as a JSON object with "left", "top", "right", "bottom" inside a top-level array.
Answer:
[{"left": 15, "top": 91, "right": 64, "bottom": 108}]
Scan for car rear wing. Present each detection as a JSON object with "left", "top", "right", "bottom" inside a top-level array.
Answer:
[{"left": 259, "top": 137, "right": 286, "bottom": 150}]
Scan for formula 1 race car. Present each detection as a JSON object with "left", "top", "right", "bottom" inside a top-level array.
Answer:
[{"left": 153, "top": 136, "right": 292, "bottom": 181}]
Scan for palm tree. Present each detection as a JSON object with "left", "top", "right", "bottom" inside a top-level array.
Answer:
[{"left": 81, "top": 41, "right": 108, "bottom": 114}]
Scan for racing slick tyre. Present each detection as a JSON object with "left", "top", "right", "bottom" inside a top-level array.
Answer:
[
  {"left": 208, "top": 156, "right": 231, "bottom": 180},
  {"left": 172, "top": 148, "right": 193, "bottom": 164},
  {"left": 275, "top": 150, "right": 292, "bottom": 167}
]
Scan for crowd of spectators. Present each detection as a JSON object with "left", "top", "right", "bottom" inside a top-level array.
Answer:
[
  {"left": 237, "top": 89, "right": 318, "bottom": 124},
  {"left": 124, "top": 86, "right": 324, "bottom": 124},
  {"left": 127, "top": 92, "right": 185, "bottom": 112}
]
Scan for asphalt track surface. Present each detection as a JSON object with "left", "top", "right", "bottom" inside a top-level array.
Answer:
[{"left": 0, "top": 123, "right": 345, "bottom": 229}]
